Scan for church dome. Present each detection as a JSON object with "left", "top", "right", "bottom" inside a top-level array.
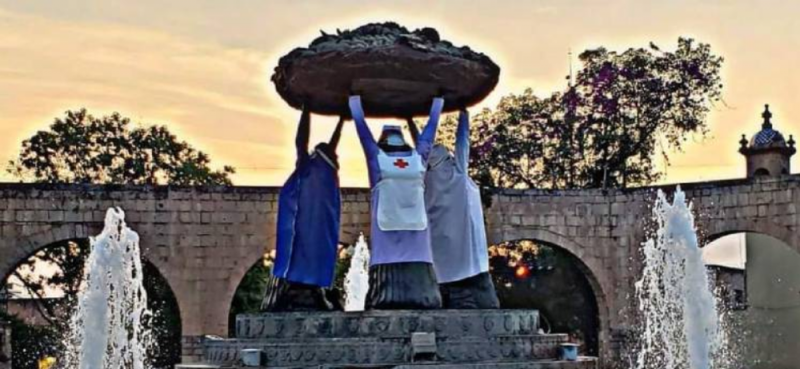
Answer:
[
  {"left": 747, "top": 105, "right": 792, "bottom": 149},
  {"left": 750, "top": 127, "right": 786, "bottom": 149},
  {"left": 739, "top": 104, "right": 796, "bottom": 178}
]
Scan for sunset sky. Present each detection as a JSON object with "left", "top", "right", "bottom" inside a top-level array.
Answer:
[{"left": 2, "top": 0, "right": 800, "bottom": 188}]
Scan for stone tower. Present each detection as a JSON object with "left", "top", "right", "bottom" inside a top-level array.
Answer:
[{"left": 739, "top": 104, "right": 796, "bottom": 177}]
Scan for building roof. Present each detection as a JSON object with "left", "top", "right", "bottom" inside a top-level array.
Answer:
[
  {"left": 748, "top": 105, "right": 791, "bottom": 149},
  {"left": 739, "top": 104, "right": 796, "bottom": 156}
]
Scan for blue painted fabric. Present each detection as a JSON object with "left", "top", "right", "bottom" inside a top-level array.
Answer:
[{"left": 272, "top": 149, "right": 341, "bottom": 287}]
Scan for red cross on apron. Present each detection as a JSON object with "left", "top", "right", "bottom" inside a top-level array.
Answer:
[{"left": 393, "top": 158, "right": 409, "bottom": 169}]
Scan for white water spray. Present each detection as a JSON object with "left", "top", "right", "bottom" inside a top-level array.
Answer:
[
  {"left": 344, "top": 234, "right": 370, "bottom": 312},
  {"left": 65, "top": 208, "right": 152, "bottom": 369},
  {"left": 635, "top": 187, "right": 723, "bottom": 369}
]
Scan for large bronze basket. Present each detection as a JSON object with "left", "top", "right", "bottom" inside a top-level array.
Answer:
[{"left": 272, "top": 22, "right": 500, "bottom": 118}]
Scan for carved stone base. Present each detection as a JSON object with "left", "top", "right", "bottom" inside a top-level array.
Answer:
[
  {"left": 202, "top": 310, "right": 597, "bottom": 368},
  {"left": 236, "top": 309, "right": 538, "bottom": 340}
]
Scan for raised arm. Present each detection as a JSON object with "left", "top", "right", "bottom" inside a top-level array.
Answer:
[
  {"left": 415, "top": 97, "right": 445, "bottom": 159},
  {"left": 328, "top": 116, "right": 345, "bottom": 152},
  {"left": 295, "top": 106, "right": 311, "bottom": 162},
  {"left": 348, "top": 96, "right": 381, "bottom": 186},
  {"left": 406, "top": 117, "right": 420, "bottom": 146},
  {"left": 348, "top": 96, "right": 378, "bottom": 158},
  {"left": 455, "top": 108, "right": 469, "bottom": 172}
]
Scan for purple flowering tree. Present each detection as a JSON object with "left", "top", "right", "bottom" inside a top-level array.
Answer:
[{"left": 440, "top": 37, "right": 723, "bottom": 190}]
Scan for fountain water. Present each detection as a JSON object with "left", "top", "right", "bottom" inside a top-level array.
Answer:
[
  {"left": 64, "top": 208, "right": 152, "bottom": 369},
  {"left": 343, "top": 233, "right": 370, "bottom": 312},
  {"left": 635, "top": 187, "right": 724, "bottom": 369}
]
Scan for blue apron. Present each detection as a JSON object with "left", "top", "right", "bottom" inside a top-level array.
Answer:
[{"left": 272, "top": 150, "right": 341, "bottom": 287}]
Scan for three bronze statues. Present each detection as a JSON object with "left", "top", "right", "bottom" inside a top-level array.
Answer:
[{"left": 263, "top": 22, "right": 501, "bottom": 312}]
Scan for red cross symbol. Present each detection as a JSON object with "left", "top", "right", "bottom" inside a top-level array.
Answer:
[{"left": 393, "top": 158, "right": 409, "bottom": 169}]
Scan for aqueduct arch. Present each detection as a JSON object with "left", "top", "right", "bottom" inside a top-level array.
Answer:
[
  {"left": 1, "top": 233, "right": 184, "bottom": 366},
  {"left": 491, "top": 229, "right": 609, "bottom": 358},
  {"left": 1, "top": 175, "right": 799, "bottom": 363}
]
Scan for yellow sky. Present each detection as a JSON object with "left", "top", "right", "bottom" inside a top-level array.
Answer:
[{"left": 2, "top": 0, "right": 799, "bottom": 187}]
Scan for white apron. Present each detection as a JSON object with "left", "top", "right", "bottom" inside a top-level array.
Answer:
[
  {"left": 375, "top": 150, "right": 428, "bottom": 231},
  {"left": 425, "top": 147, "right": 490, "bottom": 282}
]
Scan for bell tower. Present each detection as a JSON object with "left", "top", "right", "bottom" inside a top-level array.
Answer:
[{"left": 739, "top": 104, "right": 796, "bottom": 177}]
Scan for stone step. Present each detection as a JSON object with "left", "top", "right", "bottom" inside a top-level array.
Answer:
[
  {"left": 214, "top": 357, "right": 597, "bottom": 369},
  {"left": 236, "top": 310, "right": 540, "bottom": 340},
  {"left": 390, "top": 359, "right": 598, "bottom": 369},
  {"left": 205, "top": 334, "right": 568, "bottom": 368}
]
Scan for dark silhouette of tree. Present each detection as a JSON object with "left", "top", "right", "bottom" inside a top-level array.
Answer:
[
  {"left": 488, "top": 241, "right": 600, "bottom": 355},
  {"left": 435, "top": 38, "right": 723, "bottom": 358},
  {"left": 229, "top": 260, "right": 271, "bottom": 337},
  {"left": 3, "top": 242, "right": 182, "bottom": 369},
  {"left": 3, "top": 108, "right": 231, "bottom": 368},
  {"left": 439, "top": 37, "right": 723, "bottom": 190},
  {"left": 229, "top": 245, "right": 352, "bottom": 336},
  {"left": 7, "top": 108, "right": 234, "bottom": 186}
]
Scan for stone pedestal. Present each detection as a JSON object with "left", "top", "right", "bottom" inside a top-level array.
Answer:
[
  {"left": 200, "top": 310, "right": 597, "bottom": 368},
  {"left": 182, "top": 335, "right": 209, "bottom": 363}
]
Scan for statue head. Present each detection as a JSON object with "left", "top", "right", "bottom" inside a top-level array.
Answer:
[
  {"left": 378, "top": 125, "right": 412, "bottom": 153},
  {"left": 427, "top": 144, "right": 451, "bottom": 169},
  {"left": 314, "top": 142, "right": 339, "bottom": 168}
]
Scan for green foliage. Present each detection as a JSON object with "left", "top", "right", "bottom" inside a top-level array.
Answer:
[
  {"left": 229, "top": 246, "right": 352, "bottom": 334},
  {"left": 229, "top": 259, "right": 271, "bottom": 336},
  {"left": 333, "top": 245, "right": 353, "bottom": 294},
  {"left": 3, "top": 241, "right": 182, "bottom": 369},
  {"left": 7, "top": 108, "right": 234, "bottom": 185},
  {"left": 440, "top": 37, "right": 724, "bottom": 189},
  {"left": 142, "top": 262, "right": 182, "bottom": 369},
  {"left": 489, "top": 241, "right": 600, "bottom": 355},
  {"left": 5, "top": 240, "right": 89, "bottom": 333},
  {"left": 0, "top": 311, "right": 61, "bottom": 369},
  {"left": 3, "top": 108, "right": 234, "bottom": 367}
]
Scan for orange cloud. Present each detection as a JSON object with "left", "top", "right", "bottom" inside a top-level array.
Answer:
[{"left": 2, "top": 1, "right": 800, "bottom": 187}]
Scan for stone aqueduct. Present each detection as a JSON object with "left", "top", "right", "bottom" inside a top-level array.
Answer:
[{"left": 1, "top": 175, "right": 799, "bottom": 363}]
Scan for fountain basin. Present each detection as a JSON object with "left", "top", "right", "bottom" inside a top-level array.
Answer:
[
  {"left": 235, "top": 310, "right": 539, "bottom": 339},
  {"left": 202, "top": 310, "right": 597, "bottom": 368}
]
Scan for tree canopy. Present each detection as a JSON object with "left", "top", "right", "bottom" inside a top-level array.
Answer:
[
  {"left": 440, "top": 37, "right": 723, "bottom": 190},
  {"left": 7, "top": 108, "right": 234, "bottom": 186},
  {"left": 3, "top": 108, "right": 230, "bottom": 368}
]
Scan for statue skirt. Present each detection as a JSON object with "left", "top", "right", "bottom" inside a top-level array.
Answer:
[
  {"left": 366, "top": 262, "right": 442, "bottom": 310},
  {"left": 439, "top": 271, "right": 500, "bottom": 309}
]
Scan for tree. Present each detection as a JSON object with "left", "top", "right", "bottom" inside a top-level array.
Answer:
[
  {"left": 229, "top": 245, "right": 351, "bottom": 335},
  {"left": 6, "top": 109, "right": 235, "bottom": 306},
  {"left": 0, "top": 310, "right": 60, "bottom": 369},
  {"left": 229, "top": 259, "right": 271, "bottom": 336},
  {"left": 7, "top": 109, "right": 234, "bottom": 186},
  {"left": 3, "top": 108, "right": 233, "bottom": 368},
  {"left": 440, "top": 37, "right": 723, "bottom": 190},
  {"left": 4, "top": 241, "right": 182, "bottom": 369},
  {"left": 488, "top": 241, "right": 600, "bottom": 355}
]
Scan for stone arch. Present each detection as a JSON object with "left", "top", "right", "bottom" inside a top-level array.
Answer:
[
  {"left": 141, "top": 259, "right": 183, "bottom": 368},
  {"left": 1, "top": 233, "right": 184, "bottom": 368},
  {"left": 224, "top": 248, "right": 273, "bottom": 336},
  {"left": 0, "top": 224, "right": 97, "bottom": 283},
  {"left": 491, "top": 227, "right": 611, "bottom": 362},
  {"left": 753, "top": 168, "right": 770, "bottom": 177},
  {"left": 227, "top": 254, "right": 271, "bottom": 336},
  {"left": 699, "top": 219, "right": 796, "bottom": 254},
  {"left": 0, "top": 230, "right": 183, "bottom": 305},
  {"left": 702, "top": 230, "right": 800, "bottom": 368}
]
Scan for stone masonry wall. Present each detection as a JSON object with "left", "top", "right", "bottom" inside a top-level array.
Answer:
[
  {"left": 2, "top": 175, "right": 800, "bottom": 365},
  {"left": 0, "top": 184, "right": 371, "bottom": 362},
  {"left": 485, "top": 175, "right": 800, "bottom": 365}
]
